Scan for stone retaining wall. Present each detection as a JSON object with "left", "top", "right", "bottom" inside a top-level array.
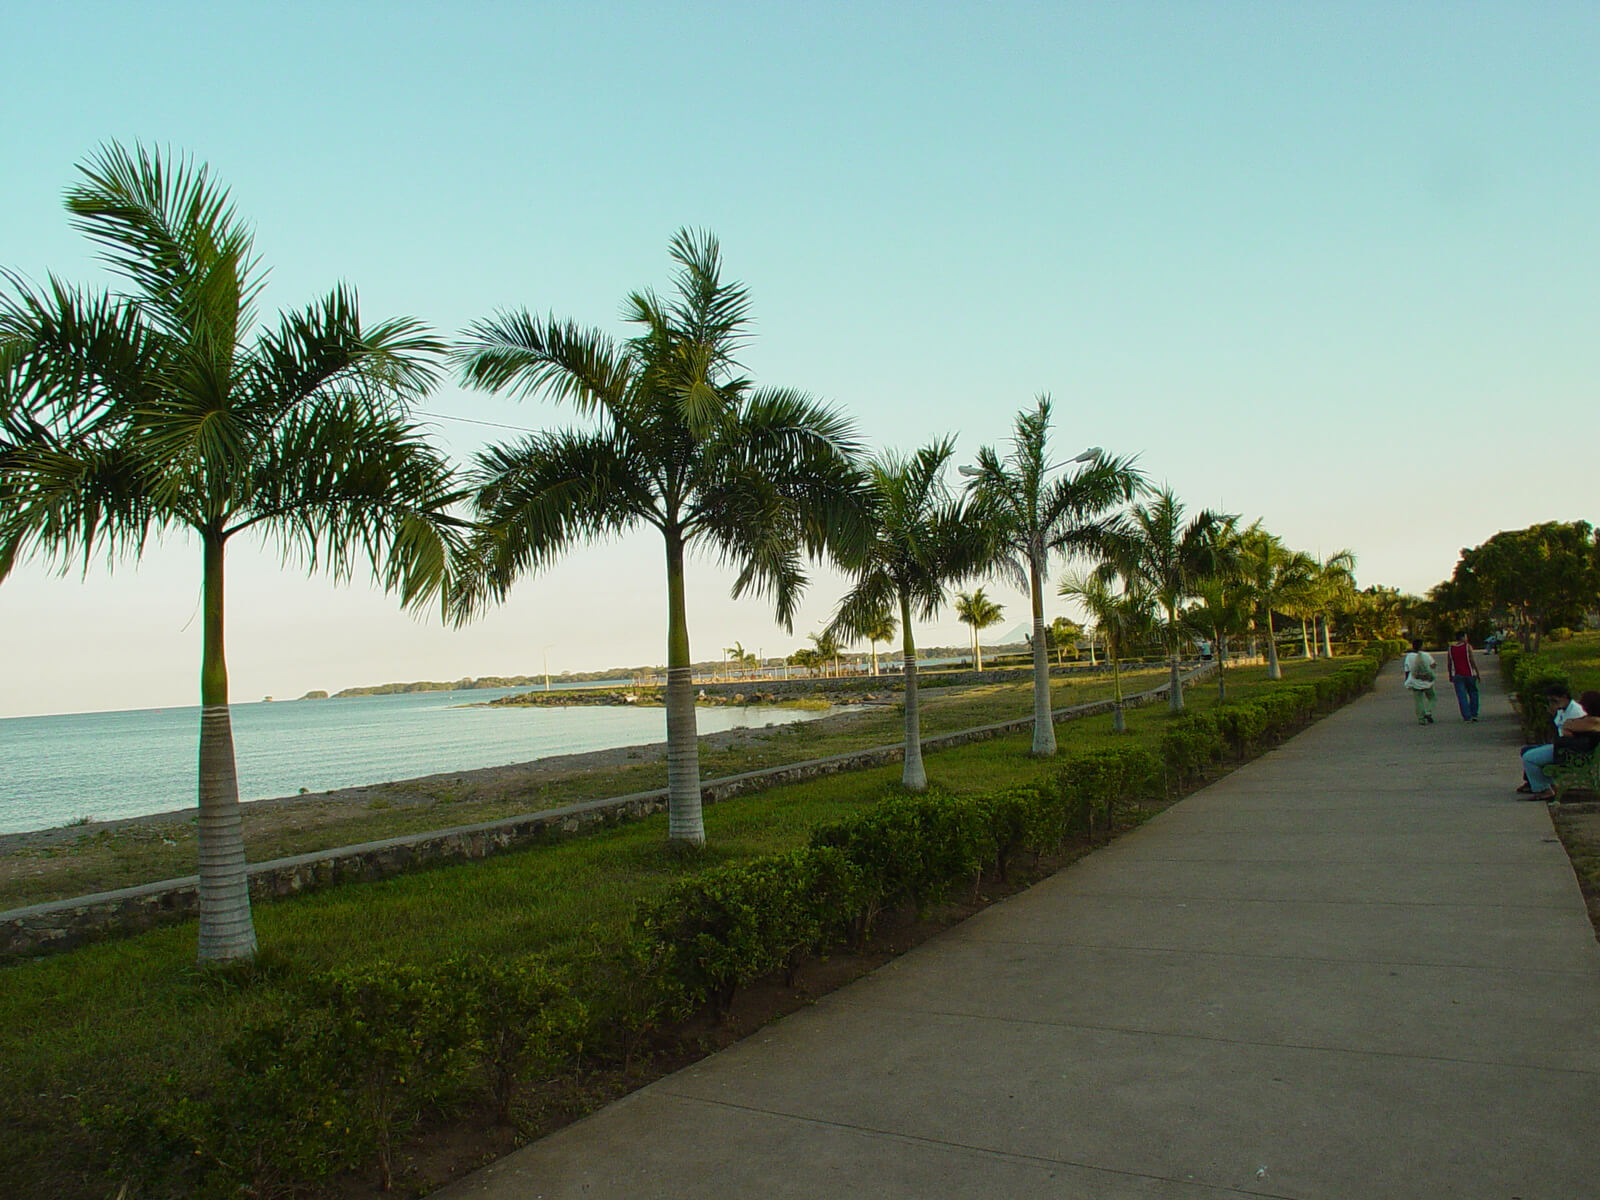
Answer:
[{"left": 0, "top": 668, "right": 1207, "bottom": 961}]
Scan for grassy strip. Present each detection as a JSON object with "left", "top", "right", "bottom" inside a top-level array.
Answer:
[
  {"left": 0, "top": 667, "right": 1175, "bottom": 910},
  {"left": 0, "top": 656, "right": 1362, "bottom": 1200},
  {"left": 1502, "top": 632, "right": 1600, "bottom": 940}
]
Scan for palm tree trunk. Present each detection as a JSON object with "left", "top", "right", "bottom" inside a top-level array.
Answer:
[
  {"left": 1166, "top": 604, "right": 1185, "bottom": 713},
  {"left": 1301, "top": 617, "right": 1313, "bottom": 658},
  {"left": 1264, "top": 610, "right": 1282, "bottom": 680},
  {"left": 196, "top": 532, "right": 257, "bottom": 964},
  {"left": 899, "top": 591, "right": 927, "bottom": 791},
  {"left": 1215, "top": 625, "right": 1227, "bottom": 702},
  {"left": 1111, "top": 638, "right": 1126, "bottom": 732},
  {"left": 1320, "top": 614, "right": 1334, "bottom": 657},
  {"left": 663, "top": 532, "right": 704, "bottom": 845},
  {"left": 1028, "top": 556, "right": 1056, "bottom": 755}
]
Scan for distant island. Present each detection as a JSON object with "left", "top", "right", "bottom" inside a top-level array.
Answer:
[
  {"left": 301, "top": 643, "right": 1029, "bottom": 701},
  {"left": 326, "top": 668, "right": 646, "bottom": 697}
]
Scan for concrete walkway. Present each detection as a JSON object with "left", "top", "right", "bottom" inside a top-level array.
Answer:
[{"left": 436, "top": 660, "right": 1600, "bottom": 1200}]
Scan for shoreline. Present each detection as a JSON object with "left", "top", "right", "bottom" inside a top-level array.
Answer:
[{"left": 0, "top": 706, "right": 876, "bottom": 855}]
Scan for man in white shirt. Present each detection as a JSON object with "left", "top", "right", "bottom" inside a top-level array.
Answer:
[{"left": 1402, "top": 638, "right": 1437, "bottom": 725}]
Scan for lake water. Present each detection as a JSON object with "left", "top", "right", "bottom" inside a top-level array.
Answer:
[{"left": 0, "top": 686, "right": 835, "bottom": 834}]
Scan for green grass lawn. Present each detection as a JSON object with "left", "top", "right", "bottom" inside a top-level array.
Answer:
[{"left": 0, "top": 655, "right": 1356, "bottom": 1200}]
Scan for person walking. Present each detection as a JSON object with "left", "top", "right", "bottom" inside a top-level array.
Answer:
[
  {"left": 1446, "top": 631, "right": 1481, "bottom": 722},
  {"left": 1403, "top": 638, "right": 1437, "bottom": 725}
]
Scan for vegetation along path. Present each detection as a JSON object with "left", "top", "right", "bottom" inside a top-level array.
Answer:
[{"left": 439, "top": 654, "right": 1600, "bottom": 1200}]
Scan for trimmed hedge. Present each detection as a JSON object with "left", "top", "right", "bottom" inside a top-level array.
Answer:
[
  {"left": 99, "top": 651, "right": 1392, "bottom": 1199},
  {"left": 1500, "top": 642, "right": 1572, "bottom": 740}
]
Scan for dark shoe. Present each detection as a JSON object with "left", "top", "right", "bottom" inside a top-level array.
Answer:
[
  {"left": 1425, "top": 715, "right": 1434, "bottom": 724},
  {"left": 1516, "top": 782, "right": 1533, "bottom": 794}
]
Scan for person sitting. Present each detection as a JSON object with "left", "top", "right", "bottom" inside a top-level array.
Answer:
[{"left": 1518, "top": 684, "right": 1589, "bottom": 801}]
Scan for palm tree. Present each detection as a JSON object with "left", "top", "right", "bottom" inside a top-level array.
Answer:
[
  {"left": 962, "top": 397, "right": 1142, "bottom": 753},
  {"left": 1185, "top": 574, "right": 1252, "bottom": 702},
  {"left": 1236, "top": 523, "right": 1316, "bottom": 681},
  {"left": 808, "top": 629, "right": 844, "bottom": 678},
  {"left": 954, "top": 587, "right": 1004, "bottom": 671},
  {"left": 450, "top": 229, "right": 862, "bottom": 847},
  {"left": 1043, "top": 615, "right": 1082, "bottom": 665},
  {"left": 861, "top": 608, "right": 897, "bottom": 676},
  {"left": 723, "top": 640, "right": 756, "bottom": 680},
  {"left": 0, "top": 144, "right": 458, "bottom": 963},
  {"left": 1059, "top": 568, "right": 1155, "bottom": 731},
  {"left": 1311, "top": 549, "right": 1357, "bottom": 657},
  {"left": 1101, "top": 488, "right": 1230, "bottom": 713},
  {"left": 829, "top": 439, "right": 990, "bottom": 790}
]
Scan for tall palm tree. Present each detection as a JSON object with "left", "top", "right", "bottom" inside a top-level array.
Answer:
[
  {"left": 962, "top": 397, "right": 1142, "bottom": 753},
  {"left": 451, "top": 230, "right": 863, "bottom": 846},
  {"left": 829, "top": 439, "right": 990, "bottom": 790},
  {"left": 1059, "top": 568, "right": 1155, "bottom": 732},
  {"left": 1236, "top": 523, "right": 1316, "bottom": 681},
  {"left": 954, "top": 587, "right": 1004, "bottom": 671},
  {"left": 0, "top": 144, "right": 458, "bottom": 963},
  {"left": 1101, "top": 488, "right": 1230, "bottom": 713}
]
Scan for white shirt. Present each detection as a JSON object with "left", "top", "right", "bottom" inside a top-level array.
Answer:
[
  {"left": 1554, "top": 699, "right": 1584, "bottom": 733},
  {"left": 1403, "top": 650, "right": 1436, "bottom": 690}
]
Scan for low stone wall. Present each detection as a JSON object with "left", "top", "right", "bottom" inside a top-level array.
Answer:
[{"left": 0, "top": 668, "right": 1206, "bottom": 961}]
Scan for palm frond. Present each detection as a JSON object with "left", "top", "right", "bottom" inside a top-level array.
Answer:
[
  {"left": 452, "top": 429, "right": 654, "bottom": 622},
  {"left": 453, "top": 310, "right": 634, "bottom": 418},
  {"left": 65, "top": 142, "right": 262, "bottom": 348}
]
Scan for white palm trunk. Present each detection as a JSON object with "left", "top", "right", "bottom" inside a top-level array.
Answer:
[
  {"left": 1166, "top": 603, "right": 1185, "bottom": 713},
  {"left": 900, "top": 594, "right": 927, "bottom": 791},
  {"left": 1264, "top": 611, "right": 1283, "bottom": 680},
  {"left": 1028, "top": 556, "right": 1056, "bottom": 755},
  {"left": 664, "top": 537, "right": 705, "bottom": 845},
  {"left": 196, "top": 536, "right": 257, "bottom": 963}
]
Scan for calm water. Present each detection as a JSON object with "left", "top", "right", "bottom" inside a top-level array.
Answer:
[{"left": 0, "top": 686, "right": 834, "bottom": 834}]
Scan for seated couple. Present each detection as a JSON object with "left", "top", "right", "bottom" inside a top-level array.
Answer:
[{"left": 1518, "top": 684, "right": 1600, "bottom": 802}]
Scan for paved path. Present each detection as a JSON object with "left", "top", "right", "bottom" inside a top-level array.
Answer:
[{"left": 436, "top": 659, "right": 1600, "bottom": 1200}]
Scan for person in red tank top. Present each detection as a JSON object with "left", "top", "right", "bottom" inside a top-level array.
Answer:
[{"left": 1446, "top": 632, "right": 1480, "bottom": 722}]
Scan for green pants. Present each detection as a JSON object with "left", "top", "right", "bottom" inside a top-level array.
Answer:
[{"left": 1411, "top": 686, "right": 1436, "bottom": 721}]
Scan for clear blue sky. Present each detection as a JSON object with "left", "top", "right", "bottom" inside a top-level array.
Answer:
[{"left": 2, "top": 1, "right": 1595, "bottom": 717}]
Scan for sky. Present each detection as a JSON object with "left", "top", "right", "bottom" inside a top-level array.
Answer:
[{"left": 2, "top": 1, "right": 1596, "bottom": 719}]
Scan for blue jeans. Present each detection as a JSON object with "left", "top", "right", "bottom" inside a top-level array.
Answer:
[
  {"left": 1522, "top": 744, "right": 1556, "bottom": 792},
  {"left": 1452, "top": 676, "right": 1479, "bottom": 719}
]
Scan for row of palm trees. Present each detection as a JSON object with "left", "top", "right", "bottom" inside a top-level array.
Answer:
[{"left": 0, "top": 145, "right": 1355, "bottom": 964}]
